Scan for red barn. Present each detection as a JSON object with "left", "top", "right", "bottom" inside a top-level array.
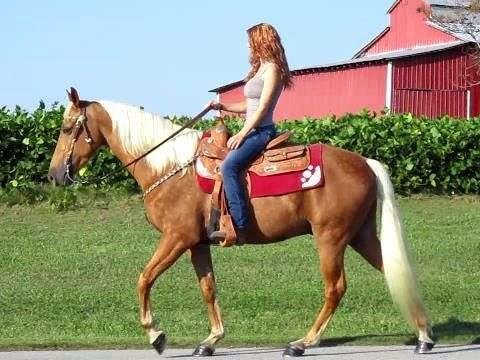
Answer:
[{"left": 210, "top": 0, "right": 480, "bottom": 120}]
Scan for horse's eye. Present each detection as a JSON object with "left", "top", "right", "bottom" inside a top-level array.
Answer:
[{"left": 62, "top": 124, "right": 73, "bottom": 134}]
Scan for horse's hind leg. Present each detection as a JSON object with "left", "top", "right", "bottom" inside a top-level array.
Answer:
[
  {"left": 189, "top": 244, "right": 224, "bottom": 356},
  {"left": 137, "top": 235, "right": 189, "bottom": 354},
  {"left": 350, "top": 202, "right": 383, "bottom": 272},
  {"left": 284, "top": 226, "right": 348, "bottom": 356}
]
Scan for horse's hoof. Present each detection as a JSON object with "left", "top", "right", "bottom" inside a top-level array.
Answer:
[
  {"left": 193, "top": 344, "right": 214, "bottom": 356},
  {"left": 283, "top": 344, "right": 305, "bottom": 357},
  {"left": 414, "top": 340, "right": 434, "bottom": 354},
  {"left": 151, "top": 332, "right": 167, "bottom": 355}
]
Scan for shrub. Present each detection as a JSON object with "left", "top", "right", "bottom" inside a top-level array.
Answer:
[{"left": 1, "top": 104, "right": 479, "bottom": 199}]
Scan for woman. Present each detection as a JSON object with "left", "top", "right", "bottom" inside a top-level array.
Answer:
[{"left": 208, "top": 23, "right": 293, "bottom": 245}]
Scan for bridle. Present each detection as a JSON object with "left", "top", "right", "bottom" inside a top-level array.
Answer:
[
  {"left": 63, "top": 107, "right": 93, "bottom": 183},
  {"left": 61, "top": 104, "right": 211, "bottom": 194}
]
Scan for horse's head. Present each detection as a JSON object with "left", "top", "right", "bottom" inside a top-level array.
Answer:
[{"left": 48, "top": 87, "right": 106, "bottom": 185}]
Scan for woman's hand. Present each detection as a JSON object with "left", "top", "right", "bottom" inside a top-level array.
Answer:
[
  {"left": 206, "top": 100, "right": 223, "bottom": 111},
  {"left": 227, "top": 130, "right": 247, "bottom": 150}
]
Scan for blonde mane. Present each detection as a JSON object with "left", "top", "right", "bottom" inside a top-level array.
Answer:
[{"left": 99, "top": 101, "right": 202, "bottom": 174}]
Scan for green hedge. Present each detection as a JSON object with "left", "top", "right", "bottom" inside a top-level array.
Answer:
[
  {"left": 0, "top": 102, "right": 136, "bottom": 193},
  {"left": 1, "top": 104, "right": 480, "bottom": 196}
]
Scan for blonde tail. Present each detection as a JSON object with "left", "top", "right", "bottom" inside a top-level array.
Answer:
[{"left": 365, "top": 159, "right": 433, "bottom": 344}]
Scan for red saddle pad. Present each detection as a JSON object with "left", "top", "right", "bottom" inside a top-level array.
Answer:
[{"left": 196, "top": 143, "right": 325, "bottom": 198}]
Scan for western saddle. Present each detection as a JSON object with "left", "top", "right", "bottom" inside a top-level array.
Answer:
[{"left": 197, "top": 120, "right": 310, "bottom": 247}]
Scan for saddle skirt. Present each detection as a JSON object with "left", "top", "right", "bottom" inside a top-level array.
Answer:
[{"left": 195, "top": 130, "right": 325, "bottom": 198}]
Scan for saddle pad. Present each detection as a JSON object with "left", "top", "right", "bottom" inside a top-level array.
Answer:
[{"left": 196, "top": 143, "right": 325, "bottom": 198}]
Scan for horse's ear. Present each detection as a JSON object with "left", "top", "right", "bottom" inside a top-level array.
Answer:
[{"left": 68, "top": 87, "right": 80, "bottom": 107}]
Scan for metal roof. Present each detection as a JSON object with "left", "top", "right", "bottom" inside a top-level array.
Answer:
[
  {"left": 427, "top": 0, "right": 471, "bottom": 7},
  {"left": 352, "top": 27, "right": 391, "bottom": 59},
  {"left": 387, "top": 0, "right": 402, "bottom": 14},
  {"left": 387, "top": 0, "right": 470, "bottom": 14},
  {"left": 209, "top": 42, "right": 468, "bottom": 93}
]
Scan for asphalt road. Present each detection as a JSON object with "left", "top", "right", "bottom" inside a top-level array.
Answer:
[{"left": 1, "top": 345, "right": 479, "bottom": 360}]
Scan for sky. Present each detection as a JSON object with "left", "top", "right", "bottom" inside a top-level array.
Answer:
[{"left": 1, "top": 0, "right": 395, "bottom": 117}]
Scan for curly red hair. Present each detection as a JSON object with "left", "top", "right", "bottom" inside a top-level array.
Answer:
[{"left": 245, "top": 23, "right": 293, "bottom": 89}]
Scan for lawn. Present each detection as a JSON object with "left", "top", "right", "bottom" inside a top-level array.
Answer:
[{"left": 0, "top": 195, "right": 479, "bottom": 350}]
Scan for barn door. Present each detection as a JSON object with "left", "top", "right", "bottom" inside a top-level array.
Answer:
[{"left": 392, "top": 89, "right": 469, "bottom": 118}]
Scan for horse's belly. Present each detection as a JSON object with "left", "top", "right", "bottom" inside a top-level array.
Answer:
[{"left": 250, "top": 192, "right": 312, "bottom": 242}]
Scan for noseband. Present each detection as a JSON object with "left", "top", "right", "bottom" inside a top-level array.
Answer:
[{"left": 63, "top": 108, "right": 93, "bottom": 183}]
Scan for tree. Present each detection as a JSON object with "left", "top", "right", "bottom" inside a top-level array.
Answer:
[{"left": 420, "top": 0, "right": 480, "bottom": 85}]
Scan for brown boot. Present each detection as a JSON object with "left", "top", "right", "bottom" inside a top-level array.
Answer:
[{"left": 236, "top": 230, "right": 247, "bottom": 246}]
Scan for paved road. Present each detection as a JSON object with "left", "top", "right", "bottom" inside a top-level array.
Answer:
[{"left": 1, "top": 345, "right": 479, "bottom": 360}]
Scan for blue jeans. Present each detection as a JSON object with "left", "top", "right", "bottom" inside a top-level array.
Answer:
[{"left": 221, "top": 125, "right": 277, "bottom": 230}]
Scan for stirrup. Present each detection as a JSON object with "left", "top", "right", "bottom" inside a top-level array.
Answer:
[
  {"left": 208, "top": 230, "right": 245, "bottom": 246},
  {"left": 208, "top": 230, "right": 226, "bottom": 243}
]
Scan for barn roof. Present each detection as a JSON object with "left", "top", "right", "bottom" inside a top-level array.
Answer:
[
  {"left": 385, "top": 0, "right": 469, "bottom": 13},
  {"left": 293, "top": 41, "right": 465, "bottom": 71},
  {"left": 351, "top": 27, "right": 391, "bottom": 59},
  {"left": 209, "top": 41, "right": 466, "bottom": 93},
  {"left": 427, "top": 0, "right": 471, "bottom": 6},
  {"left": 387, "top": 0, "right": 402, "bottom": 13}
]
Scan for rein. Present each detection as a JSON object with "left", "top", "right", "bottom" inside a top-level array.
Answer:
[{"left": 63, "top": 105, "right": 212, "bottom": 189}]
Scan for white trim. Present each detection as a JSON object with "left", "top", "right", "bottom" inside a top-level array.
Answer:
[
  {"left": 467, "top": 90, "right": 471, "bottom": 120},
  {"left": 426, "top": 21, "right": 475, "bottom": 43},
  {"left": 385, "top": 62, "right": 393, "bottom": 112},
  {"left": 360, "top": 41, "right": 464, "bottom": 59}
]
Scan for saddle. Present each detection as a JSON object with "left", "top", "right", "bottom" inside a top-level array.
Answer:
[{"left": 197, "top": 121, "right": 310, "bottom": 247}]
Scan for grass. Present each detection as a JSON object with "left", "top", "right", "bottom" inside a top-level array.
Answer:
[{"left": 0, "top": 195, "right": 479, "bottom": 350}]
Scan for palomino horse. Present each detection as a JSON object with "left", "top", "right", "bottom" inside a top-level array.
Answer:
[{"left": 48, "top": 88, "right": 435, "bottom": 357}]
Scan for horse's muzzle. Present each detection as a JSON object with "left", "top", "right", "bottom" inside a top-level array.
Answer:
[{"left": 48, "top": 163, "right": 74, "bottom": 186}]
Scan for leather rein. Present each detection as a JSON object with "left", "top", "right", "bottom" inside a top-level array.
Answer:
[{"left": 63, "top": 105, "right": 212, "bottom": 192}]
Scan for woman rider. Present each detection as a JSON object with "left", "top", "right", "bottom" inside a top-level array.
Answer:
[{"left": 209, "top": 23, "right": 293, "bottom": 244}]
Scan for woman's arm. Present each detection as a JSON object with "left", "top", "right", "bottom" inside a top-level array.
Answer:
[
  {"left": 209, "top": 100, "right": 246, "bottom": 114},
  {"left": 222, "top": 100, "right": 247, "bottom": 114}
]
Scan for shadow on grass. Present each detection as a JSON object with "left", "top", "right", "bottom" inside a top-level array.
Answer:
[
  {"left": 317, "top": 317, "right": 480, "bottom": 347},
  {"left": 432, "top": 317, "right": 480, "bottom": 342}
]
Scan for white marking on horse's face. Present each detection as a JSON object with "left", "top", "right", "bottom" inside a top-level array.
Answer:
[{"left": 63, "top": 102, "right": 73, "bottom": 122}]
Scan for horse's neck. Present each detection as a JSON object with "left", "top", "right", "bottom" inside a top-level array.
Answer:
[
  {"left": 96, "top": 101, "right": 202, "bottom": 191},
  {"left": 100, "top": 127, "right": 162, "bottom": 191}
]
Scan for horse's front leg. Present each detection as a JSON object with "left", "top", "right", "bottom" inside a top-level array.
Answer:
[
  {"left": 190, "top": 243, "right": 225, "bottom": 356},
  {"left": 137, "top": 234, "right": 189, "bottom": 354}
]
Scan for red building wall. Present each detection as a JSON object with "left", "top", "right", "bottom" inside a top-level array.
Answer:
[
  {"left": 219, "top": 63, "right": 388, "bottom": 121},
  {"left": 217, "top": 86, "right": 243, "bottom": 107},
  {"left": 468, "top": 54, "right": 480, "bottom": 117},
  {"left": 392, "top": 47, "right": 476, "bottom": 118},
  {"left": 363, "top": 0, "right": 456, "bottom": 57}
]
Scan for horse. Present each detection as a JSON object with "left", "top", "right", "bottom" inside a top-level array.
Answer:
[{"left": 48, "top": 87, "right": 435, "bottom": 357}]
